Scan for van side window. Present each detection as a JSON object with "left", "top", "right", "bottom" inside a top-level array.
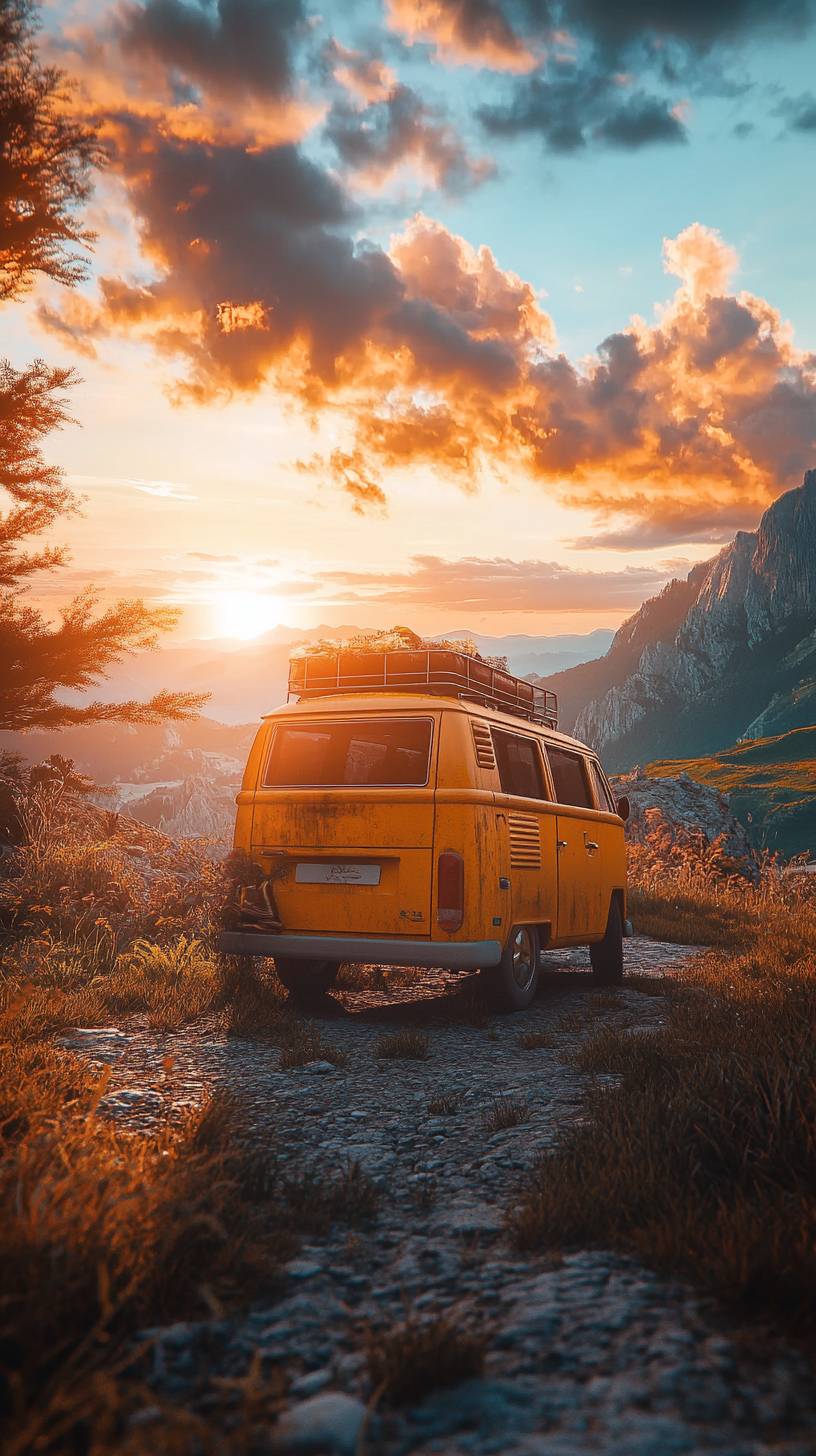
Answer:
[
  {"left": 589, "top": 760, "right": 615, "bottom": 811},
  {"left": 491, "top": 729, "right": 548, "bottom": 799},
  {"left": 546, "top": 746, "right": 593, "bottom": 809}
]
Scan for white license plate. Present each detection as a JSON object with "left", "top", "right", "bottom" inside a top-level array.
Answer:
[{"left": 295, "top": 862, "right": 381, "bottom": 886}]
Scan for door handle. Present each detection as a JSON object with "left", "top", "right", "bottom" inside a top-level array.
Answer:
[
  {"left": 583, "top": 833, "right": 599, "bottom": 852},
  {"left": 557, "top": 839, "right": 568, "bottom": 849}
]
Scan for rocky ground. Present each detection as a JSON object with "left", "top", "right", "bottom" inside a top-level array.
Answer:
[{"left": 64, "top": 941, "right": 816, "bottom": 1455}]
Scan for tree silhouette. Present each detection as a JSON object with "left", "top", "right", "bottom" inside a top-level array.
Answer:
[
  {"left": 0, "top": 0, "right": 100, "bottom": 300},
  {"left": 1, "top": 2, "right": 207, "bottom": 731}
]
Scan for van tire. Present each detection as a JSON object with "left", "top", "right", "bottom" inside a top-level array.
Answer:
[
  {"left": 274, "top": 958, "right": 341, "bottom": 1001},
  {"left": 484, "top": 925, "right": 540, "bottom": 1012},
  {"left": 590, "top": 898, "right": 624, "bottom": 985}
]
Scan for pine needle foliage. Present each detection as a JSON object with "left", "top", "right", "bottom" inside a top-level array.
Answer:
[{"left": 0, "top": 5, "right": 208, "bottom": 729}]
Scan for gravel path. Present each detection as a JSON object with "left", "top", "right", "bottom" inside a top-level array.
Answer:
[{"left": 64, "top": 939, "right": 816, "bottom": 1454}]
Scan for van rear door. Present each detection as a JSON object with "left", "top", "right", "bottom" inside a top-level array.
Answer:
[{"left": 249, "top": 712, "right": 437, "bottom": 938}]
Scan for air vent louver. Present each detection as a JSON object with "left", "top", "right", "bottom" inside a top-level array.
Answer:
[
  {"left": 471, "top": 721, "right": 496, "bottom": 769},
  {"left": 508, "top": 812, "right": 541, "bottom": 869}
]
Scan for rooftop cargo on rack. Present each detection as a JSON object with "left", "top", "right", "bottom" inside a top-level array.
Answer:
[{"left": 287, "top": 646, "right": 558, "bottom": 728}]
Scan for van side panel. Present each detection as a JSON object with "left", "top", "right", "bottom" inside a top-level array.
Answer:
[
  {"left": 432, "top": 711, "right": 500, "bottom": 943},
  {"left": 232, "top": 724, "right": 268, "bottom": 854}
]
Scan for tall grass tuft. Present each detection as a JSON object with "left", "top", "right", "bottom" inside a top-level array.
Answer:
[{"left": 512, "top": 855, "right": 816, "bottom": 1332}]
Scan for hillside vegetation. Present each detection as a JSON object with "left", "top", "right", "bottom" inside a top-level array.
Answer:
[{"left": 646, "top": 724, "right": 816, "bottom": 858}]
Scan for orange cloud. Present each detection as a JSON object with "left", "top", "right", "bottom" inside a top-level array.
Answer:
[
  {"left": 51, "top": 1, "right": 322, "bottom": 149},
  {"left": 386, "top": 0, "right": 539, "bottom": 71},
  {"left": 38, "top": 105, "right": 816, "bottom": 544},
  {"left": 662, "top": 221, "right": 739, "bottom": 306},
  {"left": 326, "top": 40, "right": 397, "bottom": 105}
]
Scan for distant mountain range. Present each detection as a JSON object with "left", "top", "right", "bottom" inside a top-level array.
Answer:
[
  {"left": 51, "top": 624, "right": 614, "bottom": 727},
  {"left": 535, "top": 470, "right": 816, "bottom": 775},
  {"left": 0, "top": 625, "right": 613, "bottom": 839}
]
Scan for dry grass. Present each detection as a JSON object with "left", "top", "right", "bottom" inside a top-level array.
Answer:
[
  {"left": 625, "top": 808, "right": 810, "bottom": 950},
  {"left": 337, "top": 962, "right": 414, "bottom": 993},
  {"left": 281, "top": 1160, "right": 381, "bottom": 1233},
  {"left": 511, "top": 860, "right": 816, "bottom": 1333},
  {"left": 279, "top": 1024, "right": 347, "bottom": 1069},
  {"left": 0, "top": 1041, "right": 294, "bottom": 1455},
  {"left": 0, "top": 786, "right": 316, "bottom": 1452},
  {"left": 426, "top": 1092, "right": 461, "bottom": 1116},
  {"left": 482, "top": 1094, "right": 529, "bottom": 1133},
  {"left": 518, "top": 1030, "right": 552, "bottom": 1050},
  {"left": 375, "top": 1029, "right": 430, "bottom": 1061},
  {"left": 552, "top": 1009, "right": 591, "bottom": 1034},
  {"left": 367, "top": 1313, "right": 486, "bottom": 1405}
]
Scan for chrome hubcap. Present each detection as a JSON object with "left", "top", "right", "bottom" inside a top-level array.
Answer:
[{"left": 511, "top": 928, "right": 536, "bottom": 991}]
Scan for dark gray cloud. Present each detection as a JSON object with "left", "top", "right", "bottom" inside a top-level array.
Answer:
[
  {"left": 780, "top": 93, "right": 816, "bottom": 131},
  {"left": 118, "top": 0, "right": 306, "bottom": 100},
  {"left": 688, "top": 296, "right": 760, "bottom": 369},
  {"left": 325, "top": 83, "right": 494, "bottom": 193},
  {"left": 564, "top": 0, "right": 815, "bottom": 54},
  {"left": 394, "top": 0, "right": 815, "bottom": 152},
  {"left": 480, "top": 68, "right": 685, "bottom": 150},
  {"left": 594, "top": 96, "right": 686, "bottom": 148}
]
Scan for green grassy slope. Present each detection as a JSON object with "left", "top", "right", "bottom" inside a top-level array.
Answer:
[{"left": 646, "top": 725, "right": 816, "bottom": 858}]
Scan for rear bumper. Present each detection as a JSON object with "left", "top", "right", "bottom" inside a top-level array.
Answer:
[{"left": 217, "top": 930, "right": 502, "bottom": 971}]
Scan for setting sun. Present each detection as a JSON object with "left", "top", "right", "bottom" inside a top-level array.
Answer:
[{"left": 212, "top": 590, "right": 285, "bottom": 640}]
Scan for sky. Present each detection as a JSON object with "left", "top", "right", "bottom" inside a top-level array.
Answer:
[{"left": 6, "top": 0, "right": 816, "bottom": 641}]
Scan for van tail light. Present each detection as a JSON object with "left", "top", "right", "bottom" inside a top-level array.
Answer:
[{"left": 437, "top": 850, "right": 464, "bottom": 932}]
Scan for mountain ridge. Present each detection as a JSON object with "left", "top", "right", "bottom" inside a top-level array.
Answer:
[{"left": 535, "top": 470, "right": 816, "bottom": 770}]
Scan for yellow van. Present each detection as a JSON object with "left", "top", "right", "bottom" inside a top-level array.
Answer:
[{"left": 219, "top": 646, "right": 631, "bottom": 1011}]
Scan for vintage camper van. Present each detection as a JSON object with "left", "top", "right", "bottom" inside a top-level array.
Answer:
[{"left": 219, "top": 646, "right": 631, "bottom": 1011}]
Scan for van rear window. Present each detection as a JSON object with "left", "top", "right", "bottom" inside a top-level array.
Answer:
[
  {"left": 546, "top": 746, "right": 593, "bottom": 809},
  {"left": 264, "top": 718, "right": 432, "bottom": 787}
]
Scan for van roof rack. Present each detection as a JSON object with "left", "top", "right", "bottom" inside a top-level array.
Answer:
[{"left": 288, "top": 647, "right": 558, "bottom": 729}]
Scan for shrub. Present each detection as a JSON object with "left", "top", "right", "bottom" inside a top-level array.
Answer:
[
  {"left": 280, "top": 1160, "right": 380, "bottom": 1234},
  {"left": 482, "top": 1095, "right": 529, "bottom": 1133},
  {"left": 375, "top": 1030, "right": 429, "bottom": 1061},
  {"left": 279, "top": 1024, "right": 347, "bottom": 1069},
  {"left": 367, "top": 1313, "right": 486, "bottom": 1405}
]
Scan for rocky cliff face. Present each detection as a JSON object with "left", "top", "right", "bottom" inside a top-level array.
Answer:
[
  {"left": 610, "top": 770, "right": 759, "bottom": 880},
  {"left": 565, "top": 470, "right": 816, "bottom": 767},
  {"left": 125, "top": 774, "right": 236, "bottom": 843}
]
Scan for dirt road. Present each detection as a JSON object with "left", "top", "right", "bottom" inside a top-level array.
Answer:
[{"left": 65, "top": 939, "right": 816, "bottom": 1455}]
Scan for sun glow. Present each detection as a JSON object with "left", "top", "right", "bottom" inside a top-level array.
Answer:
[{"left": 212, "top": 590, "right": 285, "bottom": 640}]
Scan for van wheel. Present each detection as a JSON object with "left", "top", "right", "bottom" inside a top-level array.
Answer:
[
  {"left": 484, "top": 925, "right": 540, "bottom": 1012},
  {"left": 274, "top": 958, "right": 341, "bottom": 1001},
  {"left": 590, "top": 898, "right": 624, "bottom": 985}
]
